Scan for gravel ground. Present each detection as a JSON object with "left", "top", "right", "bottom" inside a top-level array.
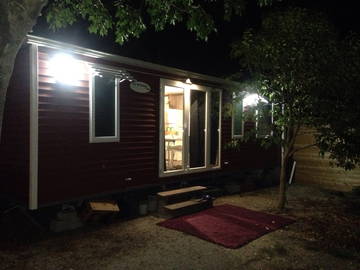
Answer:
[{"left": 1, "top": 184, "right": 359, "bottom": 270}]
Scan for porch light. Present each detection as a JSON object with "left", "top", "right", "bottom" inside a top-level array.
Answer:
[
  {"left": 243, "top": 93, "right": 268, "bottom": 107},
  {"left": 49, "top": 53, "right": 82, "bottom": 85},
  {"left": 185, "top": 78, "right": 192, "bottom": 85}
]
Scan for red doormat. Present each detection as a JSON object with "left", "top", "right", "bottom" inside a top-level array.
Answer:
[{"left": 157, "top": 204, "right": 295, "bottom": 249}]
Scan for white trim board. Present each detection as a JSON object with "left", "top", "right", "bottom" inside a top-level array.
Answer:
[
  {"left": 26, "top": 35, "right": 240, "bottom": 89},
  {"left": 29, "top": 44, "right": 39, "bottom": 210},
  {"left": 89, "top": 73, "right": 120, "bottom": 143}
]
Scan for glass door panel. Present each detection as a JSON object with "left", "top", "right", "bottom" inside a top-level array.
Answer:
[
  {"left": 161, "top": 79, "right": 222, "bottom": 176},
  {"left": 189, "top": 90, "right": 206, "bottom": 168},
  {"left": 210, "top": 91, "right": 220, "bottom": 167},
  {"left": 164, "top": 85, "right": 184, "bottom": 171}
]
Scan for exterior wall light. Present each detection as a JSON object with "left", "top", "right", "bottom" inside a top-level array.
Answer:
[
  {"left": 185, "top": 78, "right": 192, "bottom": 85},
  {"left": 49, "top": 53, "right": 83, "bottom": 85},
  {"left": 243, "top": 93, "right": 268, "bottom": 107}
]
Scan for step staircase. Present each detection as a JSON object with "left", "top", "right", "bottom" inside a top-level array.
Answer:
[{"left": 157, "top": 186, "right": 213, "bottom": 218}]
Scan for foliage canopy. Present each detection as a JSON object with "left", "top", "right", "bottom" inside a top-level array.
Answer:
[
  {"left": 231, "top": 7, "right": 360, "bottom": 170},
  {"left": 45, "top": 0, "right": 280, "bottom": 44},
  {"left": 314, "top": 33, "right": 360, "bottom": 169}
]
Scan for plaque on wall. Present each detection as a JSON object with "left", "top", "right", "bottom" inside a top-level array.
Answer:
[{"left": 130, "top": 81, "right": 151, "bottom": 93}]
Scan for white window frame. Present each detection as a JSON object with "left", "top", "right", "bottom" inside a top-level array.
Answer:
[
  {"left": 159, "top": 78, "right": 222, "bottom": 177},
  {"left": 232, "top": 92, "right": 273, "bottom": 139},
  {"left": 232, "top": 93, "right": 244, "bottom": 138},
  {"left": 89, "top": 71, "right": 120, "bottom": 143}
]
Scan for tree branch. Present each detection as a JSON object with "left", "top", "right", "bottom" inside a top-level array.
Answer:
[
  {"left": 285, "top": 123, "right": 300, "bottom": 158},
  {"left": 297, "top": 130, "right": 318, "bottom": 136},
  {"left": 289, "top": 143, "right": 317, "bottom": 157},
  {"left": 289, "top": 124, "right": 300, "bottom": 146}
]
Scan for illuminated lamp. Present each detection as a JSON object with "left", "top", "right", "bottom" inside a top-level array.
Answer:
[
  {"left": 243, "top": 93, "right": 268, "bottom": 107},
  {"left": 49, "top": 53, "right": 82, "bottom": 85},
  {"left": 185, "top": 78, "right": 192, "bottom": 85}
]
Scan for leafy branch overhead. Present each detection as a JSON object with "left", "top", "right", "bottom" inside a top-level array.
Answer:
[{"left": 46, "top": 0, "right": 281, "bottom": 44}]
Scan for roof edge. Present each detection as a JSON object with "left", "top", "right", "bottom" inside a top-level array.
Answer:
[{"left": 26, "top": 35, "right": 240, "bottom": 88}]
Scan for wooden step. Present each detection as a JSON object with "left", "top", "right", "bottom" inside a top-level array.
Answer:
[
  {"left": 164, "top": 199, "right": 207, "bottom": 210},
  {"left": 163, "top": 199, "right": 213, "bottom": 217},
  {"left": 157, "top": 186, "right": 207, "bottom": 198}
]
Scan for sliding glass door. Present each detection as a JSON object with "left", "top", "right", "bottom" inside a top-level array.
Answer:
[
  {"left": 160, "top": 79, "right": 221, "bottom": 176},
  {"left": 189, "top": 90, "right": 206, "bottom": 168}
]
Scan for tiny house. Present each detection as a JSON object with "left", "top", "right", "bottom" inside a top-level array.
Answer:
[{"left": 0, "top": 36, "right": 279, "bottom": 210}]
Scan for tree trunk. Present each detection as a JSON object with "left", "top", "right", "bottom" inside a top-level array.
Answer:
[
  {"left": 0, "top": 0, "right": 47, "bottom": 141},
  {"left": 277, "top": 123, "right": 298, "bottom": 209},
  {"left": 277, "top": 151, "right": 289, "bottom": 209}
]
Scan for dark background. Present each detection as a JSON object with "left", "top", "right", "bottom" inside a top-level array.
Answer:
[{"left": 32, "top": 0, "right": 359, "bottom": 77}]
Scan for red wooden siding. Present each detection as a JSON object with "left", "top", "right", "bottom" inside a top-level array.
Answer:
[
  {"left": 0, "top": 46, "right": 30, "bottom": 205},
  {"left": 36, "top": 46, "right": 279, "bottom": 206},
  {"left": 37, "top": 47, "right": 160, "bottom": 204}
]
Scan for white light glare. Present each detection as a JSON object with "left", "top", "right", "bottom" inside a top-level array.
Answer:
[
  {"left": 49, "top": 53, "right": 82, "bottom": 85},
  {"left": 243, "top": 93, "right": 268, "bottom": 107}
]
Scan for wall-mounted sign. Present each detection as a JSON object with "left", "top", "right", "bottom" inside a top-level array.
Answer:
[{"left": 130, "top": 81, "right": 151, "bottom": 93}]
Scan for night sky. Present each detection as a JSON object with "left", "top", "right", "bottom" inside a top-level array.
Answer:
[{"left": 32, "top": 0, "right": 359, "bottom": 78}]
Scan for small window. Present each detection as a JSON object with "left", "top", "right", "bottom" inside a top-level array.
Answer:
[
  {"left": 232, "top": 94, "right": 244, "bottom": 137},
  {"left": 256, "top": 101, "right": 273, "bottom": 137},
  {"left": 90, "top": 73, "right": 119, "bottom": 143},
  {"left": 232, "top": 93, "right": 272, "bottom": 138}
]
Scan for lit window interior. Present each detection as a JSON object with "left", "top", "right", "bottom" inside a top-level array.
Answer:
[{"left": 164, "top": 86, "right": 184, "bottom": 171}]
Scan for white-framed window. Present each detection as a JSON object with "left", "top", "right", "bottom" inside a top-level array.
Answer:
[
  {"left": 159, "top": 79, "right": 222, "bottom": 177},
  {"left": 232, "top": 92, "right": 273, "bottom": 138},
  {"left": 89, "top": 71, "right": 120, "bottom": 143},
  {"left": 232, "top": 92, "right": 244, "bottom": 138}
]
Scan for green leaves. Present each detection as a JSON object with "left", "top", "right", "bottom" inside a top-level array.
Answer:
[
  {"left": 115, "top": 4, "right": 146, "bottom": 44},
  {"left": 224, "top": 0, "right": 246, "bottom": 21},
  {"left": 145, "top": 0, "right": 185, "bottom": 31},
  {"left": 45, "top": 0, "right": 280, "bottom": 45},
  {"left": 46, "top": 0, "right": 112, "bottom": 36},
  {"left": 232, "top": 7, "right": 360, "bottom": 170},
  {"left": 46, "top": 1, "right": 77, "bottom": 30},
  {"left": 77, "top": 0, "right": 112, "bottom": 36},
  {"left": 146, "top": 0, "right": 216, "bottom": 41},
  {"left": 257, "top": 0, "right": 281, "bottom": 7},
  {"left": 314, "top": 32, "right": 360, "bottom": 170},
  {"left": 186, "top": 7, "right": 215, "bottom": 41}
]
